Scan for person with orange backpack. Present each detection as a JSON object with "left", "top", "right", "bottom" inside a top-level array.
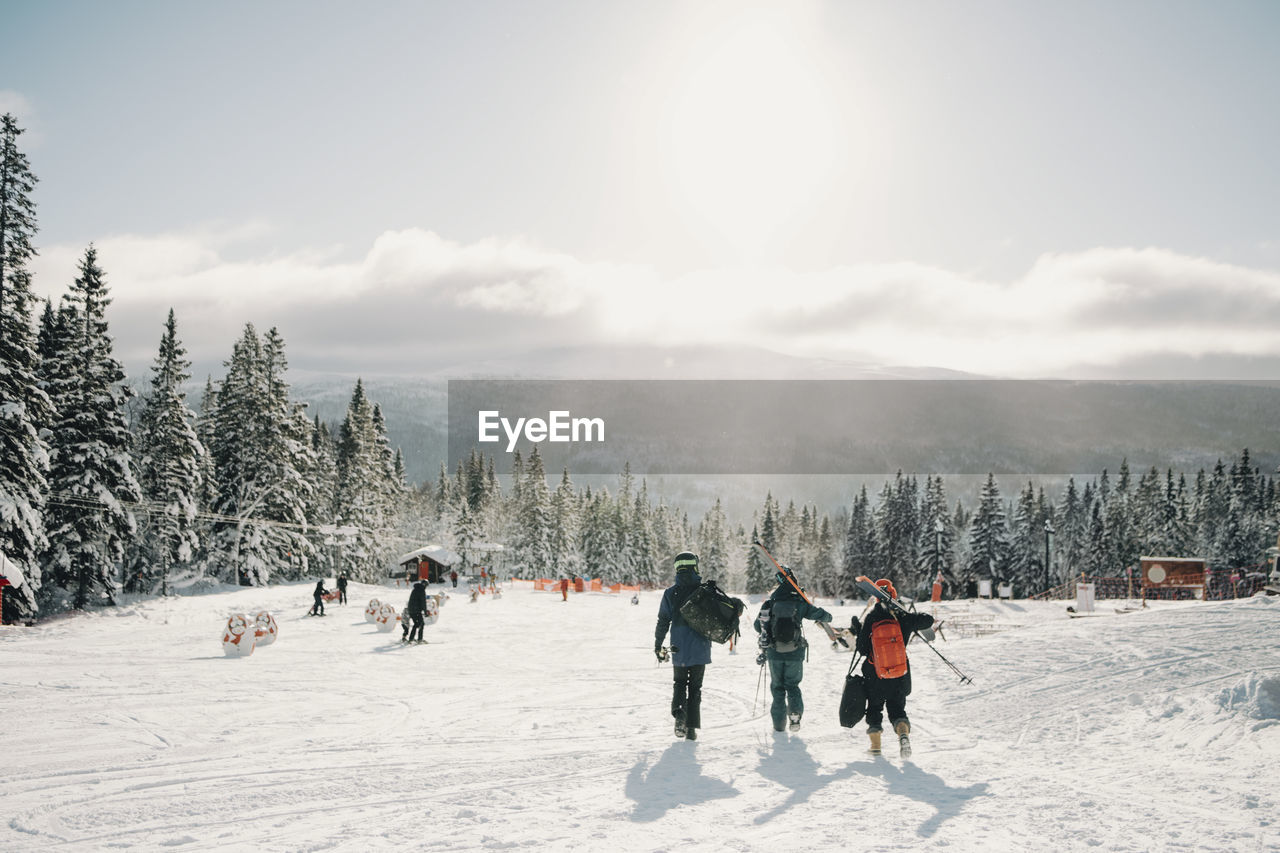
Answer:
[{"left": 852, "top": 578, "right": 934, "bottom": 757}]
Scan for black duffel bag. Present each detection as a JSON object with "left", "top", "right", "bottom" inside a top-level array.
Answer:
[{"left": 839, "top": 655, "right": 867, "bottom": 728}]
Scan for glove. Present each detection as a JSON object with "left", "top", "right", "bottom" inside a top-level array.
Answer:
[
  {"left": 755, "top": 652, "right": 767, "bottom": 666},
  {"left": 850, "top": 616, "right": 862, "bottom": 633},
  {"left": 655, "top": 644, "right": 668, "bottom": 663}
]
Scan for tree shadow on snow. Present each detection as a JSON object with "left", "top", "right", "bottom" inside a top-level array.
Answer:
[
  {"left": 625, "top": 742, "right": 738, "bottom": 822},
  {"left": 752, "top": 736, "right": 859, "bottom": 824},
  {"left": 852, "top": 757, "right": 990, "bottom": 837}
]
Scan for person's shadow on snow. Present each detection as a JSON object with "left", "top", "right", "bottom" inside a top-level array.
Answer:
[
  {"left": 753, "top": 736, "right": 859, "bottom": 824},
  {"left": 625, "top": 742, "right": 738, "bottom": 822},
  {"left": 853, "top": 757, "right": 990, "bottom": 837}
]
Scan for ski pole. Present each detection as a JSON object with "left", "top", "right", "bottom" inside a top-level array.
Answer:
[
  {"left": 856, "top": 574, "right": 973, "bottom": 685},
  {"left": 752, "top": 541, "right": 849, "bottom": 649}
]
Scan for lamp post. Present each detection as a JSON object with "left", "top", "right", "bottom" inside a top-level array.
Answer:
[{"left": 1044, "top": 519, "right": 1055, "bottom": 592}]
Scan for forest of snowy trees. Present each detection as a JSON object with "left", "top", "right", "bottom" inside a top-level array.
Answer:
[{"left": 2, "top": 113, "right": 1278, "bottom": 623}]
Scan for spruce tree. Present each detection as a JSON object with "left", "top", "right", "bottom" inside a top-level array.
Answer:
[
  {"left": 334, "top": 378, "right": 392, "bottom": 581},
  {"left": 967, "top": 473, "right": 1008, "bottom": 586},
  {"left": 132, "top": 310, "right": 204, "bottom": 594},
  {"left": 41, "top": 246, "right": 141, "bottom": 608},
  {"left": 0, "top": 113, "right": 49, "bottom": 620}
]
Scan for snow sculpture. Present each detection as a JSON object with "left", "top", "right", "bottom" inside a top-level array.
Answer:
[
  {"left": 221, "top": 614, "right": 256, "bottom": 657},
  {"left": 365, "top": 598, "right": 381, "bottom": 623},
  {"left": 375, "top": 602, "right": 398, "bottom": 632},
  {"left": 253, "top": 610, "right": 278, "bottom": 646},
  {"left": 424, "top": 595, "right": 440, "bottom": 626}
]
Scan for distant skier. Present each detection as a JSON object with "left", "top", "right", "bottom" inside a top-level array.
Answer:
[
  {"left": 405, "top": 579, "right": 428, "bottom": 643},
  {"left": 336, "top": 572, "right": 348, "bottom": 605},
  {"left": 853, "top": 578, "right": 934, "bottom": 756},
  {"left": 654, "top": 551, "right": 711, "bottom": 741},
  {"left": 310, "top": 579, "right": 328, "bottom": 616},
  {"left": 561, "top": 577, "right": 570, "bottom": 602},
  {"left": 450, "top": 569, "right": 458, "bottom": 588},
  {"left": 754, "top": 566, "right": 833, "bottom": 732}
]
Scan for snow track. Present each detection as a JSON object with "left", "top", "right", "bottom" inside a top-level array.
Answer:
[{"left": 2, "top": 584, "right": 1277, "bottom": 851}]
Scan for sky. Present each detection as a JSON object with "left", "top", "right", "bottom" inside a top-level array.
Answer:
[{"left": 4, "top": 0, "right": 1280, "bottom": 379}]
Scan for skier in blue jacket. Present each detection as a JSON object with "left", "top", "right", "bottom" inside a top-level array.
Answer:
[{"left": 654, "top": 551, "right": 712, "bottom": 741}]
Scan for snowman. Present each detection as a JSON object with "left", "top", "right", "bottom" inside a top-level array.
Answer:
[
  {"left": 221, "top": 613, "right": 256, "bottom": 657},
  {"left": 364, "top": 598, "right": 381, "bottom": 623}
]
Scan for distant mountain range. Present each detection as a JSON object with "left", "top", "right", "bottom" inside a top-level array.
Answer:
[{"left": 279, "top": 344, "right": 1280, "bottom": 490}]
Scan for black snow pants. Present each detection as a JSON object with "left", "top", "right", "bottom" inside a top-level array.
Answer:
[
  {"left": 408, "top": 611, "right": 425, "bottom": 642},
  {"left": 863, "top": 666, "right": 911, "bottom": 731},
  {"left": 671, "top": 664, "right": 705, "bottom": 730}
]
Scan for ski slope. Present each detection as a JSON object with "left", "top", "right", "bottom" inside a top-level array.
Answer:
[{"left": 2, "top": 582, "right": 1278, "bottom": 852}]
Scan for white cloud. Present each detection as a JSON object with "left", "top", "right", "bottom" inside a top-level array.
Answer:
[{"left": 27, "top": 226, "right": 1280, "bottom": 379}]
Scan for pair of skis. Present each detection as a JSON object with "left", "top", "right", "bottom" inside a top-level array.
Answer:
[{"left": 752, "top": 541, "right": 849, "bottom": 649}]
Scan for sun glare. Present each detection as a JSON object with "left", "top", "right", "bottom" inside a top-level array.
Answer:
[{"left": 664, "top": 10, "right": 841, "bottom": 262}]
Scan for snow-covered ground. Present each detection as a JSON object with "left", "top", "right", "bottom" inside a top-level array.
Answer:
[{"left": 2, "top": 582, "right": 1278, "bottom": 852}]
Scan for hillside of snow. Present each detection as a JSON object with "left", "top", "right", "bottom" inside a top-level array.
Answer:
[{"left": 2, "top": 583, "right": 1278, "bottom": 851}]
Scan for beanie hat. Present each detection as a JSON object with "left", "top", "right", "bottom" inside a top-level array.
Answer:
[
  {"left": 875, "top": 578, "right": 897, "bottom": 600},
  {"left": 674, "top": 551, "right": 699, "bottom": 573}
]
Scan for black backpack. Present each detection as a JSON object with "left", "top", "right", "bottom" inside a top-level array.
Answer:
[
  {"left": 678, "top": 580, "right": 745, "bottom": 644},
  {"left": 768, "top": 598, "right": 802, "bottom": 652}
]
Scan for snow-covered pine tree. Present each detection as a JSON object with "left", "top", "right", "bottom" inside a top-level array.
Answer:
[
  {"left": 516, "top": 446, "right": 551, "bottom": 578},
  {"left": 132, "top": 310, "right": 204, "bottom": 594},
  {"left": 917, "top": 475, "right": 952, "bottom": 592},
  {"left": 208, "top": 325, "right": 311, "bottom": 585},
  {"left": 840, "top": 485, "right": 876, "bottom": 598},
  {"left": 334, "top": 378, "right": 393, "bottom": 581},
  {"left": 697, "top": 498, "right": 729, "bottom": 586},
  {"left": 967, "top": 472, "right": 1009, "bottom": 588},
  {"left": 548, "top": 468, "right": 581, "bottom": 579},
  {"left": 40, "top": 246, "right": 141, "bottom": 609},
  {"left": 744, "top": 522, "right": 771, "bottom": 594},
  {"left": 0, "top": 113, "right": 50, "bottom": 621},
  {"left": 812, "top": 515, "right": 837, "bottom": 597}
]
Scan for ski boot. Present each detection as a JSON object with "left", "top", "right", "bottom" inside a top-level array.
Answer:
[
  {"left": 894, "top": 720, "right": 911, "bottom": 758},
  {"left": 867, "top": 728, "right": 882, "bottom": 755},
  {"left": 788, "top": 712, "right": 802, "bottom": 732},
  {"left": 674, "top": 716, "right": 687, "bottom": 738}
]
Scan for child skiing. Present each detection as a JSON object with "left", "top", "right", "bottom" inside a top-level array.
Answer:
[
  {"left": 853, "top": 578, "right": 934, "bottom": 756},
  {"left": 654, "top": 551, "right": 712, "bottom": 741},
  {"left": 754, "top": 566, "right": 833, "bottom": 732},
  {"left": 309, "top": 579, "right": 328, "bottom": 616}
]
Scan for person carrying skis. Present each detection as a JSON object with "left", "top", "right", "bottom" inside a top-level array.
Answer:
[
  {"left": 654, "top": 551, "right": 712, "bottom": 741},
  {"left": 336, "top": 572, "right": 348, "bottom": 605},
  {"left": 852, "top": 578, "right": 934, "bottom": 755},
  {"left": 405, "top": 578, "right": 428, "bottom": 643},
  {"left": 310, "top": 579, "right": 328, "bottom": 616},
  {"left": 754, "top": 566, "right": 833, "bottom": 732}
]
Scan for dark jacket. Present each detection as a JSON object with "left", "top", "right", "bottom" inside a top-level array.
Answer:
[
  {"left": 313, "top": 581, "right": 327, "bottom": 599},
  {"left": 336, "top": 575, "right": 348, "bottom": 590},
  {"left": 655, "top": 570, "right": 712, "bottom": 667},
  {"left": 753, "top": 584, "right": 833, "bottom": 661},
  {"left": 407, "top": 581, "right": 428, "bottom": 616},
  {"left": 856, "top": 602, "right": 934, "bottom": 680}
]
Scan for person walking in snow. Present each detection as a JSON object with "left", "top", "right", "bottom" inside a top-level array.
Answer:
[
  {"left": 405, "top": 579, "right": 428, "bottom": 643},
  {"left": 654, "top": 551, "right": 712, "bottom": 741},
  {"left": 310, "top": 579, "right": 328, "bottom": 616},
  {"left": 450, "top": 569, "right": 458, "bottom": 588},
  {"left": 336, "top": 572, "right": 348, "bottom": 605},
  {"left": 560, "top": 577, "right": 570, "bottom": 602},
  {"left": 852, "top": 578, "right": 934, "bottom": 755},
  {"left": 754, "top": 566, "right": 833, "bottom": 732}
]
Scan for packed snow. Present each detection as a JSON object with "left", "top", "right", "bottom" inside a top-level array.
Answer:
[{"left": 2, "top": 582, "right": 1278, "bottom": 851}]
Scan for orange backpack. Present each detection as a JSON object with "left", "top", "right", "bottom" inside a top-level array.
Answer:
[{"left": 870, "top": 617, "right": 908, "bottom": 679}]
